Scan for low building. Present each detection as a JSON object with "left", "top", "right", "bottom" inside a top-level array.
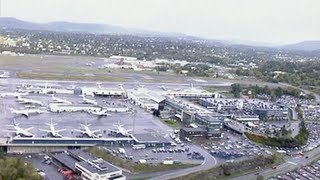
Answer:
[
  {"left": 82, "top": 87, "right": 125, "bottom": 97},
  {"left": 131, "top": 134, "right": 171, "bottom": 147},
  {"left": 49, "top": 104, "right": 129, "bottom": 113},
  {"left": 234, "top": 115, "right": 260, "bottom": 122},
  {"left": 254, "top": 108, "right": 288, "bottom": 120},
  {"left": 52, "top": 149, "right": 126, "bottom": 180},
  {"left": 224, "top": 119, "right": 246, "bottom": 134},
  {"left": 179, "top": 128, "right": 207, "bottom": 139},
  {"left": 127, "top": 88, "right": 166, "bottom": 110},
  {"left": 76, "top": 159, "right": 125, "bottom": 180}
]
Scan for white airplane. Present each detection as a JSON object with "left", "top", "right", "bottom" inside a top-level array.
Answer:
[
  {"left": 109, "top": 121, "right": 132, "bottom": 137},
  {"left": 4, "top": 120, "right": 34, "bottom": 137},
  {"left": 118, "top": 84, "right": 124, "bottom": 90},
  {"left": 81, "top": 95, "right": 98, "bottom": 106},
  {"left": 158, "top": 85, "right": 168, "bottom": 91},
  {"left": 0, "top": 71, "right": 9, "bottom": 78},
  {"left": 0, "top": 92, "right": 29, "bottom": 98},
  {"left": 51, "top": 94, "right": 72, "bottom": 105},
  {"left": 16, "top": 96, "right": 44, "bottom": 106},
  {"left": 87, "top": 109, "right": 111, "bottom": 116},
  {"left": 39, "top": 81, "right": 55, "bottom": 94},
  {"left": 39, "top": 119, "right": 65, "bottom": 138},
  {"left": 74, "top": 121, "right": 101, "bottom": 138},
  {"left": 10, "top": 108, "right": 46, "bottom": 117}
]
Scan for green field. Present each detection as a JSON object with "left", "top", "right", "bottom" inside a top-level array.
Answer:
[{"left": 160, "top": 118, "right": 181, "bottom": 128}]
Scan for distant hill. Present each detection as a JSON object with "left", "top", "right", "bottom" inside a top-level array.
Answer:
[
  {"left": 279, "top": 41, "right": 320, "bottom": 51},
  {"left": 0, "top": 17, "right": 185, "bottom": 37}
]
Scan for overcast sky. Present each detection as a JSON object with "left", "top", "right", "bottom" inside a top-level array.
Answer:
[{"left": 1, "top": 0, "right": 320, "bottom": 44}]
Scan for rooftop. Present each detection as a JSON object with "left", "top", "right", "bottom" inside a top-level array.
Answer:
[
  {"left": 132, "top": 133, "right": 170, "bottom": 143},
  {"left": 68, "top": 149, "right": 93, "bottom": 161},
  {"left": 76, "top": 159, "right": 120, "bottom": 175},
  {"left": 180, "top": 127, "right": 207, "bottom": 133},
  {"left": 53, "top": 152, "right": 79, "bottom": 172}
]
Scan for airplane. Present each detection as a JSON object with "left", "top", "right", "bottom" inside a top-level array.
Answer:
[
  {"left": 16, "top": 96, "right": 44, "bottom": 106},
  {"left": 109, "top": 121, "right": 132, "bottom": 137},
  {"left": 51, "top": 94, "right": 72, "bottom": 105},
  {"left": 4, "top": 120, "right": 34, "bottom": 137},
  {"left": 80, "top": 95, "right": 98, "bottom": 105},
  {"left": 87, "top": 110, "right": 111, "bottom": 116},
  {"left": 0, "top": 92, "right": 29, "bottom": 98},
  {"left": 39, "top": 119, "right": 66, "bottom": 138},
  {"left": 158, "top": 85, "right": 168, "bottom": 91},
  {"left": 10, "top": 108, "right": 46, "bottom": 117},
  {"left": 74, "top": 121, "right": 101, "bottom": 138},
  {"left": 118, "top": 84, "right": 124, "bottom": 90},
  {"left": 0, "top": 71, "right": 9, "bottom": 78},
  {"left": 39, "top": 81, "right": 55, "bottom": 94}
]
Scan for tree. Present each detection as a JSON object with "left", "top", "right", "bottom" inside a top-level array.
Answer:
[
  {"left": 257, "top": 175, "right": 264, "bottom": 180},
  {"left": 0, "top": 156, "right": 41, "bottom": 180},
  {"left": 230, "top": 84, "right": 242, "bottom": 98}
]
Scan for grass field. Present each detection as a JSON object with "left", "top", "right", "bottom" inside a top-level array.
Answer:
[
  {"left": 0, "top": 54, "right": 188, "bottom": 83},
  {"left": 160, "top": 118, "right": 181, "bottom": 128},
  {"left": 16, "top": 71, "right": 127, "bottom": 82}
]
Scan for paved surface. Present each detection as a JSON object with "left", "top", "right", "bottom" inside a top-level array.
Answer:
[
  {"left": 149, "top": 145, "right": 217, "bottom": 180},
  {"left": 229, "top": 145, "right": 320, "bottom": 180}
]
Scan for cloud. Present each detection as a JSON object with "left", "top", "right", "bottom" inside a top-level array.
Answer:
[{"left": 2, "top": 0, "right": 320, "bottom": 43}]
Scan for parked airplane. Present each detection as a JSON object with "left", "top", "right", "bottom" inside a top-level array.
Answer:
[
  {"left": 158, "top": 85, "right": 168, "bottom": 91},
  {"left": 10, "top": 108, "right": 46, "bottom": 117},
  {"left": 16, "top": 96, "right": 44, "bottom": 106},
  {"left": 4, "top": 120, "right": 34, "bottom": 137},
  {"left": 109, "top": 121, "right": 132, "bottom": 137},
  {"left": 0, "top": 71, "right": 9, "bottom": 78},
  {"left": 74, "top": 121, "right": 101, "bottom": 138},
  {"left": 39, "top": 119, "right": 65, "bottom": 138},
  {"left": 39, "top": 81, "right": 55, "bottom": 94},
  {"left": 81, "top": 95, "right": 98, "bottom": 105},
  {"left": 0, "top": 92, "right": 29, "bottom": 98},
  {"left": 87, "top": 109, "right": 111, "bottom": 116},
  {"left": 51, "top": 94, "right": 72, "bottom": 105}
]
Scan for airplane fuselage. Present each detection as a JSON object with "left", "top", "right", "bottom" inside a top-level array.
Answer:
[{"left": 14, "top": 127, "right": 33, "bottom": 137}]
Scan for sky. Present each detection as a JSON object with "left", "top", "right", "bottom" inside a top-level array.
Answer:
[{"left": 1, "top": 0, "right": 320, "bottom": 45}]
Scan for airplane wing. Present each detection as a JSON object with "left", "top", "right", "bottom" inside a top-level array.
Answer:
[
  {"left": 92, "top": 130, "right": 101, "bottom": 133},
  {"left": 26, "top": 127, "right": 34, "bottom": 131},
  {"left": 56, "top": 129, "right": 66, "bottom": 132},
  {"left": 73, "top": 129, "right": 84, "bottom": 133}
]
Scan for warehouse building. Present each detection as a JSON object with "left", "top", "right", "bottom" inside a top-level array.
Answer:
[{"left": 52, "top": 149, "right": 126, "bottom": 180}]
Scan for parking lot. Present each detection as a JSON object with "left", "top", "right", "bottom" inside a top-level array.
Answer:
[
  {"left": 12, "top": 153, "right": 64, "bottom": 180},
  {"left": 105, "top": 142, "right": 205, "bottom": 165},
  {"left": 195, "top": 129, "right": 270, "bottom": 161},
  {"left": 269, "top": 160, "right": 320, "bottom": 180}
]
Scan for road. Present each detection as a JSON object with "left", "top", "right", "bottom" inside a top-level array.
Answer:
[
  {"left": 148, "top": 146, "right": 217, "bottom": 180},
  {"left": 230, "top": 145, "right": 320, "bottom": 180},
  {"left": 289, "top": 120, "right": 300, "bottom": 137}
]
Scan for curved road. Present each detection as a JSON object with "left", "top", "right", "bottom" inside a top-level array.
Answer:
[{"left": 149, "top": 146, "right": 217, "bottom": 180}]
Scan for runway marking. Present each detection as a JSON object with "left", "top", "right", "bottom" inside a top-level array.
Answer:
[{"left": 288, "top": 161, "right": 297, "bottom": 166}]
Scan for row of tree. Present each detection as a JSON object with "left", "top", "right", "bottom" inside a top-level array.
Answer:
[
  {"left": 230, "top": 84, "right": 315, "bottom": 100},
  {"left": 0, "top": 155, "right": 41, "bottom": 180}
]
